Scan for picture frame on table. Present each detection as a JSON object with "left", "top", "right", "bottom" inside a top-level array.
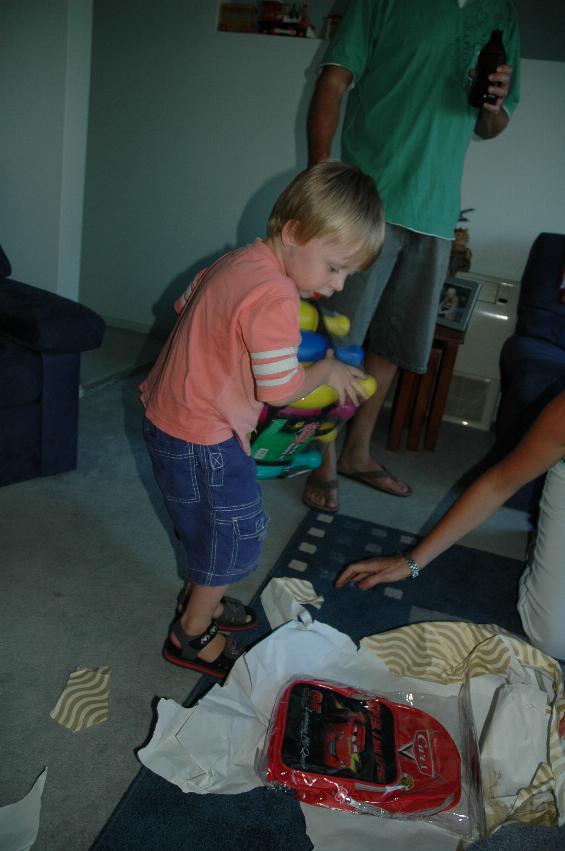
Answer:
[{"left": 436, "top": 276, "right": 482, "bottom": 332}]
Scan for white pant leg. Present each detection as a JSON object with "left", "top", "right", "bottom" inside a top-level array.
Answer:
[{"left": 518, "top": 460, "right": 565, "bottom": 660}]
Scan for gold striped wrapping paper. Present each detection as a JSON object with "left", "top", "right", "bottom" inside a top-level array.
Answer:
[
  {"left": 50, "top": 666, "right": 112, "bottom": 732},
  {"left": 361, "top": 622, "right": 565, "bottom": 835}
]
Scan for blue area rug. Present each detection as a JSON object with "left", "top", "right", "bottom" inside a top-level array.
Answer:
[{"left": 92, "top": 511, "right": 564, "bottom": 851}]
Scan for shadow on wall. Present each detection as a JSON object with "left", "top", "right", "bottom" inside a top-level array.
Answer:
[
  {"left": 149, "top": 170, "right": 296, "bottom": 335},
  {"left": 147, "top": 35, "right": 328, "bottom": 338}
]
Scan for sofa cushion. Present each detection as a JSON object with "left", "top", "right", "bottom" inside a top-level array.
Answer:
[
  {"left": 500, "top": 334, "right": 565, "bottom": 405},
  {"left": 0, "top": 337, "right": 42, "bottom": 406},
  {"left": 0, "top": 277, "right": 105, "bottom": 353},
  {"left": 516, "top": 233, "right": 565, "bottom": 349}
]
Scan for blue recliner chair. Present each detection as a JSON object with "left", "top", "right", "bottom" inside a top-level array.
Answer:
[
  {"left": 495, "top": 232, "right": 565, "bottom": 512},
  {"left": 0, "top": 244, "right": 106, "bottom": 486}
]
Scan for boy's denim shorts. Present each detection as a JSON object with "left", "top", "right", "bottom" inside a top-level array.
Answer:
[{"left": 143, "top": 418, "right": 269, "bottom": 587}]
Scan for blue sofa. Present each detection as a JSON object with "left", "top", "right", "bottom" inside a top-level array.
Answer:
[
  {"left": 495, "top": 232, "right": 565, "bottom": 512},
  {"left": 0, "top": 244, "right": 106, "bottom": 486}
]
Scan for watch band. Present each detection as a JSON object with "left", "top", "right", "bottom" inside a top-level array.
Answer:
[{"left": 404, "top": 552, "right": 420, "bottom": 579}]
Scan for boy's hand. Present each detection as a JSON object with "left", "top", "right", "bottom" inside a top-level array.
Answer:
[{"left": 324, "top": 351, "right": 368, "bottom": 406}]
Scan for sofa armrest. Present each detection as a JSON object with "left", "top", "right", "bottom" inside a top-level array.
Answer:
[{"left": 0, "top": 277, "right": 105, "bottom": 353}]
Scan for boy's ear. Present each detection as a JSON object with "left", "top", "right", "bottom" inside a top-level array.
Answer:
[{"left": 281, "top": 220, "right": 299, "bottom": 247}]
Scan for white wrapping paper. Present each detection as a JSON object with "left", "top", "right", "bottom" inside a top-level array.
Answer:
[
  {"left": 0, "top": 768, "right": 47, "bottom": 851},
  {"left": 137, "top": 579, "right": 563, "bottom": 850}
]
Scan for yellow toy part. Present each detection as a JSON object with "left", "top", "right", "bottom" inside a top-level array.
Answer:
[
  {"left": 321, "top": 312, "right": 350, "bottom": 337},
  {"left": 299, "top": 300, "right": 350, "bottom": 338},
  {"left": 299, "top": 300, "right": 319, "bottom": 332},
  {"left": 316, "top": 427, "right": 338, "bottom": 444},
  {"left": 290, "top": 374, "right": 377, "bottom": 410}
]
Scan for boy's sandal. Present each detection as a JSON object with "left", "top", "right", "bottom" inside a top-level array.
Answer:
[
  {"left": 163, "top": 619, "right": 243, "bottom": 680},
  {"left": 215, "top": 595, "right": 258, "bottom": 631},
  {"left": 175, "top": 591, "right": 257, "bottom": 632}
]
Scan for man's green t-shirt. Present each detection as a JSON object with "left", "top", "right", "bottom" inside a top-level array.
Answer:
[{"left": 323, "top": 0, "right": 520, "bottom": 239}]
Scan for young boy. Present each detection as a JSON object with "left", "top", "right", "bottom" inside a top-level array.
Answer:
[{"left": 140, "top": 161, "right": 384, "bottom": 679}]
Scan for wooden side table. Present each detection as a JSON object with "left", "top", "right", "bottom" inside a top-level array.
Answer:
[{"left": 387, "top": 323, "right": 466, "bottom": 451}]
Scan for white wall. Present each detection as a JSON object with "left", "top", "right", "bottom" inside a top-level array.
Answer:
[
  {"left": 461, "top": 59, "right": 565, "bottom": 281},
  {"left": 80, "top": 1, "right": 325, "bottom": 334},
  {"left": 0, "top": 0, "right": 92, "bottom": 298}
]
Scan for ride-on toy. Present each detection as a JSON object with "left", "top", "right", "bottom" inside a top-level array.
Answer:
[{"left": 251, "top": 300, "right": 376, "bottom": 479}]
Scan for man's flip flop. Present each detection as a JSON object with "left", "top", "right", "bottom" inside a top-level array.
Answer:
[
  {"left": 163, "top": 620, "right": 243, "bottom": 679},
  {"left": 175, "top": 592, "right": 257, "bottom": 632},
  {"left": 302, "top": 475, "right": 339, "bottom": 514},
  {"left": 337, "top": 465, "right": 412, "bottom": 497}
]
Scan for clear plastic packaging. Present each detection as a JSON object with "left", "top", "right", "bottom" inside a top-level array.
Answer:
[{"left": 256, "top": 676, "right": 485, "bottom": 841}]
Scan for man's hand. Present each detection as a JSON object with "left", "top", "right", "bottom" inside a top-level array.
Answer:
[
  {"left": 335, "top": 555, "right": 412, "bottom": 590},
  {"left": 472, "top": 64, "right": 513, "bottom": 138},
  {"left": 470, "top": 63, "right": 513, "bottom": 113}
]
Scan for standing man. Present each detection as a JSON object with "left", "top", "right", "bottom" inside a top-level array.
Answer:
[{"left": 302, "top": 0, "right": 520, "bottom": 513}]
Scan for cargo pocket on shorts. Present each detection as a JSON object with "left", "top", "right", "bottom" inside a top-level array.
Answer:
[{"left": 219, "top": 500, "right": 270, "bottom": 576}]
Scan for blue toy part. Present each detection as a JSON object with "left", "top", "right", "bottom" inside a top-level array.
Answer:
[
  {"left": 298, "top": 332, "right": 364, "bottom": 367},
  {"left": 298, "top": 330, "right": 328, "bottom": 363},
  {"left": 333, "top": 344, "right": 364, "bottom": 367},
  {"left": 255, "top": 447, "right": 322, "bottom": 480}
]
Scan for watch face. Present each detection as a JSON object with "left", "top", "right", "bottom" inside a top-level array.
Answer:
[{"left": 265, "top": 678, "right": 461, "bottom": 816}]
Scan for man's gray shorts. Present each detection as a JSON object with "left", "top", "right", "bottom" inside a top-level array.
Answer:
[{"left": 325, "top": 224, "right": 451, "bottom": 374}]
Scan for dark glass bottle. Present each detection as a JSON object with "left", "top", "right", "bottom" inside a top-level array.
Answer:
[{"left": 468, "top": 30, "right": 506, "bottom": 109}]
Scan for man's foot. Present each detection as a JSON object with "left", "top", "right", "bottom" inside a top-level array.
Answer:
[
  {"left": 302, "top": 472, "right": 339, "bottom": 513},
  {"left": 337, "top": 458, "right": 412, "bottom": 497}
]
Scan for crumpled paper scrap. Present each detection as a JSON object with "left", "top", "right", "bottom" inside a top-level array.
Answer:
[
  {"left": 260, "top": 577, "right": 324, "bottom": 629},
  {"left": 0, "top": 767, "right": 47, "bottom": 851},
  {"left": 480, "top": 673, "right": 550, "bottom": 797},
  {"left": 50, "top": 666, "right": 112, "bottom": 732}
]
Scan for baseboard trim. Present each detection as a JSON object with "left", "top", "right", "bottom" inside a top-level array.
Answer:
[{"left": 102, "top": 316, "right": 166, "bottom": 338}]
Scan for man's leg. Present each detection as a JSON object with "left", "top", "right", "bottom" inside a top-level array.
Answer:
[
  {"left": 303, "top": 227, "right": 403, "bottom": 510},
  {"left": 343, "top": 230, "right": 451, "bottom": 493},
  {"left": 337, "top": 353, "right": 410, "bottom": 495},
  {"left": 302, "top": 353, "right": 409, "bottom": 507},
  {"left": 303, "top": 229, "right": 451, "bottom": 507}
]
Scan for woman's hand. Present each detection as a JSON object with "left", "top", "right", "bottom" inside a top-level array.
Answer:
[{"left": 335, "top": 554, "right": 412, "bottom": 590}]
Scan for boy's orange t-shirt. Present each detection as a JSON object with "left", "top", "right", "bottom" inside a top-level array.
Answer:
[{"left": 140, "top": 240, "right": 305, "bottom": 452}]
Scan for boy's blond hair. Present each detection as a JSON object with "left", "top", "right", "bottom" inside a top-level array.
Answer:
[{"left": 267, "top": 161, "right": 384, "bottom": 271}]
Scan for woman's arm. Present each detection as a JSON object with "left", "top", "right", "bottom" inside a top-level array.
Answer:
[{"left": 336, "top": 391, "right": 565, "bottom": 589}]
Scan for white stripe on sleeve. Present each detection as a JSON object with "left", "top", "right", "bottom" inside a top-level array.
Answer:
[
  {"left": 251, "top": 347, "right": 296, "bottom": 360},
  {"left": 252, "top": 356, "right": 298, "bottom": 377},
  {"left": 256, "top": 369, "right": 299, "bottom": 388}
]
